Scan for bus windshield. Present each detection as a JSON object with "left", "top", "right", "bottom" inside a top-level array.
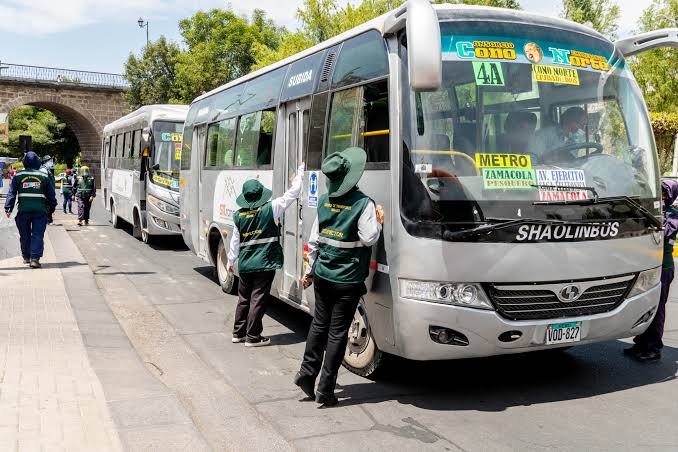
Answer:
[
  {"left": 152, "top": 121, "right": 183, "bottom": 191},
  {"left": 401, "top": 21, "right": 659, "bottom": 240}
]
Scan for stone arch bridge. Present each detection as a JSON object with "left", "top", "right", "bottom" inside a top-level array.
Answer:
[{"left": 0, "top": 63, "right": 129, "bottom": 181}]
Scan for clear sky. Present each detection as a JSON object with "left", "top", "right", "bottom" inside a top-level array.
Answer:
[{"left": 0, "top": 0, "right": 652, "bottom": 74}]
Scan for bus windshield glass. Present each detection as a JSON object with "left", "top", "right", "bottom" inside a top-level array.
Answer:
[
  {"left": 152, "top": 121, "right": 183, "bottom": 191},
  {"left": 401, "top": 21, "right": 659, "bottom": 239}
]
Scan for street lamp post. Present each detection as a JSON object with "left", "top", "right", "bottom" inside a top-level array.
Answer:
[{"left": 137, "top": 17, "right": 149, "bottom": 45}]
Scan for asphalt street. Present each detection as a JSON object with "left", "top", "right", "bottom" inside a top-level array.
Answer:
[{"left": 8, "top": 201, "right": 678, "bottom": 451}]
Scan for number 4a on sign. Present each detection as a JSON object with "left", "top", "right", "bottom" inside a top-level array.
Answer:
[{"left": 473, "top": 62, "right": 505, "bottom": 86}]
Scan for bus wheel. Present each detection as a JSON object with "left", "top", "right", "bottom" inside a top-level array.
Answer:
[
  {"left": 132, "top": 212, "right": 142, "bottom": 240},
  {"left": 217, "top": 240, "right": 238, "bottom": 295},
  {"left": 141, "top": 229, "right": 154, "bottom": 245},
  {"left": 111, "top": 202, "right": 121, "bottom": 229},
  {"left": 342, "top": 301, "right": 384, "bottom": 378}
]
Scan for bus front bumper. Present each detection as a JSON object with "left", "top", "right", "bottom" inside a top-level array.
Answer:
[
  {"left": 146, "top": 204, "right": 181, "bottom": 236},
  {"left": 392, "top": 284, "right": 661, "bottom": 361}
]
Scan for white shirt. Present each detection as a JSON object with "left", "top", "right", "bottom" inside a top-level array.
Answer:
[
  {"left": 305, "top": 198, "right": 382, "bottom": 277},
  {"left": 226, "top": 165, "right": 304, "bottom": 269}
]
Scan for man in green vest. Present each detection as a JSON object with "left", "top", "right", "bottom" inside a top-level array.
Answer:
[
  {"left": 4, "top": 152, "right": 58, "bottom": 268},
  {"left": 60, "top": 169, "right": 74, "bottom": 214},
  {"left": 73, "top": 165, "right": 96, "bottom": 226},
  {"left": 294, "top": 147, "right": 384, "bottom": 406},
  {"left": 227, "top": 164, "right": 305, "bottom": 347}
]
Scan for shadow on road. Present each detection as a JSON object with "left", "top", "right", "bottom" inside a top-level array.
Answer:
[
  {"left": 334, "top": 342, "right": 678, "bottom": 412},
  {"left": 0, "top": 261, "right": 88, "bottom": 271}
]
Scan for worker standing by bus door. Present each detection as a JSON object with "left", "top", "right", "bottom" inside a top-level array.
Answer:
[
  {"left": 4, "top": 152, "right": 57, "bottom": 268},
  {"left": 626, "top": 178, "right": 678, "bottom": 362},
  {"left": 227, "top": 164, "right": 305, "bottom": 347},
  {"left": 295, "top": 148, "right": 384, "bottom": 407},
  {"left": 73, "top": 166, "right": 96, "bottom": 226}
]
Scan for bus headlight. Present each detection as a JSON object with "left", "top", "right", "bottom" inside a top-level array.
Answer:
[
  {"left": 148, "top": 195, "right": 180, "bottom": 216},
  {"left": 628, "top": 267, "right": 661, "bottom": 298},
  {"left": 399, "top": 279, "right": 494, "bottom": 310}
]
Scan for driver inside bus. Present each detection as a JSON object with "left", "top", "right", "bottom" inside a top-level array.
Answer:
[{"left": 529, "top": 106, "right": 587, "bottom": 163}]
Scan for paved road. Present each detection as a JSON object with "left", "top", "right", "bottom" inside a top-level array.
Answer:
[{"left": 60, "top": 204, "right": 678, "bottom": 451}]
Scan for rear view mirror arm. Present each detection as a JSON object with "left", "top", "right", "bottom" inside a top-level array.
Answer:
[{"left": 615, "top": 28, "right": 678, "bottom": 57}]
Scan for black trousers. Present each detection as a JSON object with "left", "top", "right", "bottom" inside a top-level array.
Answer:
[
  {"left": 298, "top": 276, "right": 366, "bottom": 395},
  {"left": 233, "top": 270, "right": 275, "bottom": 341}
]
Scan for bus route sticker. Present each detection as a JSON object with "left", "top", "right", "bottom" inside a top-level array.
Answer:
[
  {"left": 308, "top": 171, "right": 319, "bottom": 208},
  {"left": 473, "top": 61, "right": 505, "bottom": 86},
  {"left": 482, "top": 168, "right": 537, "bottom": 190},
  {"left": 532, "top": 64, "right": 580, "bottom": 85},
  {"left": 536, "top": 169, "right": 588, "bottom": 201}
]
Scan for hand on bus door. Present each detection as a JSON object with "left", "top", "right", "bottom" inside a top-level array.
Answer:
[
  {"left": 376, "top": 205, "right": 385, "bottom": 225},
  {"left": 301, "top": 273, "right": 313, "bottom": 289}
]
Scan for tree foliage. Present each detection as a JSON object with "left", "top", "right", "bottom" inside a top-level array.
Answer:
[
  {"left": 561, "top": 0, "right": 621, "bottom": 38},
  {"left": 0, "top": 106, "right": 79, "bottom": 166},
  {"left": 124, "top": 36, "right": 182, "bottom": 109},
  {"left": 631, "top": 0, "right": 678, "bottom": 113}
]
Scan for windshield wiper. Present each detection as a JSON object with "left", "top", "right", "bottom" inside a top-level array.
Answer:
[
  {"left": 532, "top": 187, "right": 661, "bottom": 230},
  {"left": 442, "top": 217, "right": 571, "bottom": 241}
]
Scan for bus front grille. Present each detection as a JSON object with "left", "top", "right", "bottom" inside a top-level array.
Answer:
[{"left": 485, "top": 274, "right": 637, "bottom": 321}]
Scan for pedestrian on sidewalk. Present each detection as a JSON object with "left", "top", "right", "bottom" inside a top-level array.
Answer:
[
  {"left": 41, "top": 155, "right": 57, "bottom": 224},
  {"left": 3, "top": 152, "right": 57, "bottom": 268},
  {"left": 294, "top": 147, "right": 384, "bottom": 407},
  {"left": 61, "top": 169, "right": 74, "bottom": 214},
  {"left": 73, "top": 166, "right": 96, "bottom": 226},
  {"left": 227, "top": 164, "right": 305, "bottom": 347},
  {"left": 626, "top": 178, "right": 678, "bottom": 362}
]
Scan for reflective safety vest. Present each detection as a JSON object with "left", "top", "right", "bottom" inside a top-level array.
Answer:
[
  {"left": 233, "top": 202, "right": 283, "bottom": 273},
  {"left": 62, "top": 176, "right": 73, "bottom": 195},
  {"left": 315, "top": 190, "right": 372, "bottom": 284},
  {"left": 15, "top": 170, "right": 50, "bottom": 214},
  {"left": 664, "top": 206, "right": 678, "bottom": 269},
  {"left": 75, "top": 175, "right": 94, "bottom": 199}
]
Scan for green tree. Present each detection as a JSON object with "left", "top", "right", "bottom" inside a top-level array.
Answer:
[
  {"left": 0, "top": 106, "right": 79, "bottom": 166},
  {"left": 174, "top": 8, "right": 283, "bottom": 103},
  {"left": 124, "top": 36, "right": 182, "bottom": 110},
  {"left": 561, "top": 0, "right": 621, "bottom": 38},
  {"left": 631, "top": 0, "right": 678, "bottom": 112}
]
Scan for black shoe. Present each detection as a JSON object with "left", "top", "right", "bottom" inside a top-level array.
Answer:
[
  {"left": 624, "top": 345, "right": 644, "bottom": 356},
  {"left": 634, "top": 349, "right": 661, "bottom": 362},
  {"left": 23, "top": 257, "right": 30, "bottom": 264},
  {"left": 231, "top": 335, "right": 246, "bottom": 344},
  {"left": 294, "top": 373, "right": 316, "bottom": 400},
  {"left": 315, "top": 391, "right": 338, "bottom": 407},
  {"left": 245, "top": 336, "right": 271, "bottom": 348},
  {"left": 29, "top": 259, "right": 41, "bottom": 269},
  {"left": 85, "top": 220, "right": 89, "bottom": 225}
]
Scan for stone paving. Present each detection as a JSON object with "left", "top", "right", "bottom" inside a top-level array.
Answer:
[{"left": 0, "top": 233, "right": 123, "bottom": 451}]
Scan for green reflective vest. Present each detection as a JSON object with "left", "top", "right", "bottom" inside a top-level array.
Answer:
[
  {"left": 15, "top": 170, "right": 51, "bottom": 214},
  {"left": 663, "top": 206, "right": 678, "bottom": 269},
  {"left": 234, "top": 202, "right": 283, "bottom": 273},
  {"left": 62, "top": 176, "right": 73, "bottom": 195},
  {"left": 75, "top": 175, "right": 94, "bottom": 199},
  {"left": 315, "top": 190, "right": 372, "bottom": 284}
]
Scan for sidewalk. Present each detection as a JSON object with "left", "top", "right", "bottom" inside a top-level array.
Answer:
[{"left": 0, "top": 230, "right": 123, "bottom": 451}]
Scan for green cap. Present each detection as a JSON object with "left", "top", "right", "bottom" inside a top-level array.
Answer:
[
  {"left": 322, "top": 147, "right": 367, "bottom": 197},
  {"left": 236, "top": 179, "right": 272, "bottom": 209},
  {"left": 42, "top": 154, "right": 52, "bottom": 162}
]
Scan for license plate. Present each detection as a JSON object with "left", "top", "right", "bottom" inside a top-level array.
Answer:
[{"left": 545, "top": 322, "right": 581, "bottom": 345}]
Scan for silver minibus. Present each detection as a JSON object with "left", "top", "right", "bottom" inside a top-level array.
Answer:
[
  {"left": 179, "top": 1, "right": 678, "bottom": 375},
  {"left": 102, "top": 105, "right": 188, "bottom": 244}
]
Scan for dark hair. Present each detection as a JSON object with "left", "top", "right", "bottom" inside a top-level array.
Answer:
[{"left": 560, "top": 107, "right": 586, "bottom": 126}]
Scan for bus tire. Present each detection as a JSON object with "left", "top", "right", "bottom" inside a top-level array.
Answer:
[
  {"left": 132, "top": 212, "right": 143, "bottom": 240},
  {"left": 342, "top": 301, "right": 386, "bottom": 378},
  {"left": 217, "top": 240, "right": 238, "bottom": 295},
  {"left": 141, "top": 229, "right": 154, "bottom": 245},
  {"left": 110, "top": 202, "right": 121, "bottom": 229}
]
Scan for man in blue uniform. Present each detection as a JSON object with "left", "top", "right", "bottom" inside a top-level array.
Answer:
[{"left": 4, "top": 152, "right": 57, "bottom": 268}]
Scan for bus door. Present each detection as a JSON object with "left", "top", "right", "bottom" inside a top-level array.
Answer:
[
  {"left": 281, "top": 97, "right": 312, "bottom": 301},
  {"left": 191, "top": 124, "right": 208, "bottom": 259}
]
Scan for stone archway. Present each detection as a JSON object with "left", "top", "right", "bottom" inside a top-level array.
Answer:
[{"left": 0, "top": 84, "right": 128, "bottom": 182}]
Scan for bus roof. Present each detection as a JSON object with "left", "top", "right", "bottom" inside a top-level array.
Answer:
[
  {"left": 104, "top": 104, "right": 189, "bottom": 134},
  {"left": 192, "top": 3, "right": 609, "bottom": 106}
]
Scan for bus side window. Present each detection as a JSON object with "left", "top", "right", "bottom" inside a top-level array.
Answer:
[
  {"left": 234, "top": 108, "right": 276, "bottom": 168},
  {"left": 326, "top": 80, "right": 389, "bottom": 166},
  {"left": 218, "top": 118, "right": 236, "bottom": 168},
  {"left": 105, "top": 137, "right": 111, "bottom": 159},
  {"left": 132, "top": 130, "right": 141, "bottom": 160},
  {"left": 124, "top": 131, "right": 132, "bottom": 159},
  {"left": 306, "top": 92, "right": 329, "bottom": 170},
  {"left": 206, "top": 123, "right": 219, "bottom": 168},
  {"left": 115, "top": 133, "right": 123, "bottom": 158}
]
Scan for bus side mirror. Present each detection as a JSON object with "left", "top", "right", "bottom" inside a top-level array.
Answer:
[
  {"left": 151, "top": 163, "right": 160, "bottom": 171},
  {"left": 386, "top": 0, "right": 442, "bottom": 92},
  {"left": 615, "top": 28, "right": 678, "bottom": 57}
]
